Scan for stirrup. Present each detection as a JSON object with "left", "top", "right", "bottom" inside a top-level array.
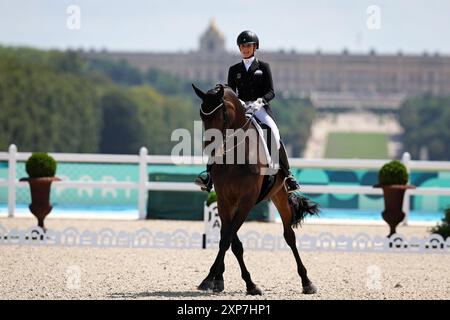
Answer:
[
  {"left": 195, "top": 172, "right": 213, "bottom": 192},
  {"left": 195, "top": 179, "right": 212, "bottom": 192}
]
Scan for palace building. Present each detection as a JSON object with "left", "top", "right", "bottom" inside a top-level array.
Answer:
[{"left": 86, "top": 20, "right": 450, "bottom": 110}]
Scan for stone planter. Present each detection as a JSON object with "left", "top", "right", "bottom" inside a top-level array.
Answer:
[
  {"left": 374, "top": 184, "right": 416, "bottom": 237},
  {"left": 20, "top": 177, "right": 61, "bottom": 232}
]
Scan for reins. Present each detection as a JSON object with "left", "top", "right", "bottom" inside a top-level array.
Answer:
[{"left": 201, "top": 96, "right": 257, "bottom": 155}]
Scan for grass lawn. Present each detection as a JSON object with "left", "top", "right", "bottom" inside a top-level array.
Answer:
[{"left": 325, "top": 132, "right": 389, "bottom": 159}]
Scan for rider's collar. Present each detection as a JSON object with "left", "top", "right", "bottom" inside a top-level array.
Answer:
[{"left": 243, "top": 56, "right": 255, "bottom": 71}]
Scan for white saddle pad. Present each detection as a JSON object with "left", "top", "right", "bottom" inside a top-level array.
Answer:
[{"left": 245, "top": 113, "right": 279, "bottom": 174}]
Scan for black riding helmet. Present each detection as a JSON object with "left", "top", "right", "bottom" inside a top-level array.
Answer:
[{"left": 236, "top": 30, "right": 259, "bottom": 49}]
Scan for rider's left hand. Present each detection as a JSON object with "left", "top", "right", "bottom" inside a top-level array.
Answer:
[
  {"left": 251, "top": 98, "right": 266, "bottom": 112},
  {"left": 256, "top": 97, "right": 266, "bottom": 105}
]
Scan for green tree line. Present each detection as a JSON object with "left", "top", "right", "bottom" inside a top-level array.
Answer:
[
  {"left": 0, "top": 46, "right": 315, "bottom": 156},
  {"left": 399, "top": 93, "right": 450, "bottom": 161}
]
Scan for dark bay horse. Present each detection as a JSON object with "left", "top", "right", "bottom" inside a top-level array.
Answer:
[{"left": 192, "top": 83, "right": 319, "bottom": 295}]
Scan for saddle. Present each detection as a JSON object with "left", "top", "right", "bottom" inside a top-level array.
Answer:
[{"left": 244, "top": 110, "right": 279, "bottom": 205}]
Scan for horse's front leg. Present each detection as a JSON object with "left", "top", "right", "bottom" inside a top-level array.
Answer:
[
  {"left": 231, "top": 234, "right": 262, "bottom": 295},
  {"left": 198, "top": 214, "right": 232, "bottom": 292}
]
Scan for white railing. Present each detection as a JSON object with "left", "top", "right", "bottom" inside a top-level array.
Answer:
[{"left": 1, "top": 144, "right": 450, "bottom": 224}]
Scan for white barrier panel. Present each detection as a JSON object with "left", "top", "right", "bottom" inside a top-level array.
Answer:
[
  {"left": 1, "top": 224, "right": 449, "bottom": 254},
  {"left": 203, "top": 201, "right": 221, "bottom": 249}
]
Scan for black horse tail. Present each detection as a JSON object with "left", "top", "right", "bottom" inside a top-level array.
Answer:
[{"left": 288, "top": 192, "right": 320, "bottom": 228}]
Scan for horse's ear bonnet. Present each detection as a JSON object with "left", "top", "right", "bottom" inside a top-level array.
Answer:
[
  {"left": 192, "top": 84, "right": 206, "bottom": 100},
  {"left": 205, "top": 84, "right": 225, "bottom": 97}
]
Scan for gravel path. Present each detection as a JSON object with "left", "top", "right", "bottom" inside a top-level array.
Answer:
[{"left": 1, "top": 217, "right": 449, "bottom": 300}]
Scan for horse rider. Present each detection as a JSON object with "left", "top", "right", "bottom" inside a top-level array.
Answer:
[{"left": 195, "top": 30, "right": 301, "bottom": 194}]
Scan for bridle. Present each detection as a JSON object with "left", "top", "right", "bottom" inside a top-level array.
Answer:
[
  {"left": 200, "top": 100, "right": 224, "bottom": 116},
  {"left": 200, "top": 95, "right": 257, "bottom": 155}
]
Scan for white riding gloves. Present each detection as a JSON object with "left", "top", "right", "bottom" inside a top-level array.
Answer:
[{"left": 246, "top": 98, "right": 266, "bottom": 113}]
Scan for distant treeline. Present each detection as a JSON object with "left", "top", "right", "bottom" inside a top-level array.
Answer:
[
  {"left": 399, "top": 94, "right": 450, "bottom": 161},
  {"left": 0, "top": 46, "right": 315, "bottom": 155}
]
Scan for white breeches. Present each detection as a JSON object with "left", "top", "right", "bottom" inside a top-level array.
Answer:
[{"left": 254, "top": 107, "right": 281, "bottom": 150}]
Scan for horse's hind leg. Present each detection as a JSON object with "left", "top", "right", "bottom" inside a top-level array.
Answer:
[
  {"left": 272, "top": 190, "right": 317, "bottom": 294},
  {"left": 231, "top": 234, "right": 262, "bottom": 295}
]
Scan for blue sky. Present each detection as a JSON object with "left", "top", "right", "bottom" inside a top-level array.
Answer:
[{"left": 1, "top": 0, "right": 449, "bottom": 54}]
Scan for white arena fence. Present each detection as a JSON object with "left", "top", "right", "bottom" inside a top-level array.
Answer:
[
  {"left": 0, "top": 224, "right": 449, "bottom": 254},
  {"left": 1, "top": 144, "right": 450, "bottom": 225}
]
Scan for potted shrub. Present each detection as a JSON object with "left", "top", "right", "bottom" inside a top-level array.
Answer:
[
  {"left": 374, "top": 160, "right": 415, "bottom": 237},
  {"left": 20, "top": 153, "right": 60, "bottom": 232},
  {"left": 430, "top": 207, "right": 450, "bottom": 240},
  {"left": 206, "top": 191, "right": 217, "bottom": 207}
]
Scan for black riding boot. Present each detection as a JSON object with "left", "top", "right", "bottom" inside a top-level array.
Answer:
[
  {"left": 195, "top": 163, "right": 213, "bottom": 192},
  {"left": 279, "top": 141, "right": 300, "bottom": 193}
]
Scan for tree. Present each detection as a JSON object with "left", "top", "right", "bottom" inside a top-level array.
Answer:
[
  {"left": 399, "top": 94, "right": 450, "bottom": 160},
  {"left": 271, "top": 97, "right": 315, "bottom": 157},
  {"left": 0, "top": 54, "right": 100, "bottom": 153},
  {"left": 130, "top": 86, "right": 199, "bottom": 155},
  {"left": 86, "top": 57, "right": 143, "bottom": 86},
  {"left": 99, "top": 89, "right": 141, "bottom": 154},
  {"left": 0, "top": 46, "right": 315, "bottom": 156}
]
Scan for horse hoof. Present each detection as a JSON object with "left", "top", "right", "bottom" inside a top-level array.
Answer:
[
  {"left": 247, "top": 285, "right": 263, "bottom": 296},
  {"left": 302, "top": 283, "right": 317, "bottom": 294},
  {"left": 197, "top": 280, "right": 214, "bottom": 291},
  {"left": 213, "top": 280, "right": 224, "bottom": 293}
]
